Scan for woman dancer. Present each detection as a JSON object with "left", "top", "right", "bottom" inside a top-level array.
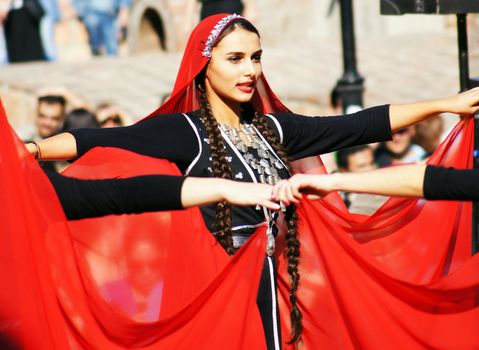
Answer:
[{"left": 25, "top": 14, "right": 479, "bottom": 348}]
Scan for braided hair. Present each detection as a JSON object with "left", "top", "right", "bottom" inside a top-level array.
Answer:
[
  {"left": 251, "top": 111, "right": 302, "bottom": 344},
  {"left": 198, "top": 18, "right": 303, "bottom": 343}
]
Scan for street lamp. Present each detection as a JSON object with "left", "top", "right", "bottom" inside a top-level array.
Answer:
[{"left": 333, "top": 0, "right": 364, "bottom": 114}]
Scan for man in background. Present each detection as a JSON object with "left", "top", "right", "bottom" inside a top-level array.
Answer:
[
  {"left": 335, "top": 145, "right": 386, "bottom": 214},
  {"left": 24, "top": 94, "right": 67, "bottom": 171}
]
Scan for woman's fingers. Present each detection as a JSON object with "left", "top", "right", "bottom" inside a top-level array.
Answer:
[
  {"left": 261, "top": 200, "right": 281, "bottom": 211},
  {"left": 271, "top": 179, "right": 301, "bottom": 205}
]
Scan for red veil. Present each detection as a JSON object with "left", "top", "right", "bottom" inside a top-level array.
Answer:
[{"left": 2, "top": 13, "right": 479, "bottom": 350}]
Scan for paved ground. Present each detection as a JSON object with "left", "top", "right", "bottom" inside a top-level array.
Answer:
[{"left": 1, "top": 28, "right": 478, "bottom": 135}]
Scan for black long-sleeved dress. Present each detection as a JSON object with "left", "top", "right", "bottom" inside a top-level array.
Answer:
[{"left": 424, "top": 166, "right": 479, "bottom": 201}]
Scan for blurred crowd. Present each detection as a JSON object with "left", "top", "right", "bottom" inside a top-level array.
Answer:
[
  {"left": 27, "top": 86, "right": 131, "bottom": 171},
  {"left": 0, "top": 0, "right": 131, "bottom": 63},
  {"left": 325, "top": 114, "right": 446, "bottom": 213}
]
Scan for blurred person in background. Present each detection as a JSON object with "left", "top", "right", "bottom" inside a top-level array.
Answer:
[
  {"left": 73, "top": 0, "right": 131, "bottom": 56},
  {"left": 0, "top": 0, "right": 8, "bottom": 65},
  {"left": 2, "top": 0, "right": 46, "bottom": 63},
  {"left": 38, "top": 0, "right": 61, "bottom": 61},
  {"left": 32, "top": 94, "right": 67, "bottom": 140},
  {"left": 62, "top": 107, "right": 100, "bottom": 131},
  {"left": 96, "top": 102, "right": 129, "bottom": 127},
  {"left": 335, "top": 145, "right": 385, "bottom": 212},
  {"left": 412, "top": 115, "right": 445, "bottom": 158},
  {"left": 184, "top": 0, "right": 256, "bottom": 41},
  {"left": 374, "top": 126, "right": 426, "bottom": 167},
  {"left": 24, "top": 94, "right": 67, "bottom": 171},
  {"left": 336, "top": 145, "right": 376, "bottom": 173}
]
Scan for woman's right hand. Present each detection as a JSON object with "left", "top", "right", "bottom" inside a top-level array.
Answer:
[
  {"left": 222, "top": 181, "right": 280, "bottom": 211},
  {"left": 271, "top": 174, "right": 336, "bottom": 205}
]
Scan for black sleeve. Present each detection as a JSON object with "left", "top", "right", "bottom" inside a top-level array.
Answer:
[
  {"left": 267, "top": 105, "right": 391, "bottom": 160},
  {"left": 424, "top": 165, "right": 479, "bottom": 201},
  {"left": 45, "top": 170, "right": 186, "bottom": 220},
  {"left": 68, "top": 114, "right": 199, "bottom": 171}
]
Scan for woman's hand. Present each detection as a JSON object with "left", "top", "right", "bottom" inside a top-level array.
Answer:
[
  {"left": 389, "top": 87, "right": 479, "bottom": 131},
  {"left": 271, "top": 174, "right": 336, "bottom": 205},
  {"left": 221, "top": 181, "right": 280, "bottom": 210},
  {"left": 441, "top": 87, "right": 479, "bottom": 116}
]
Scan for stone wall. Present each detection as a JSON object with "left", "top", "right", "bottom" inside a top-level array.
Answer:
[{"left": 123, "top": 0, "right": 452, "bottom": 53}]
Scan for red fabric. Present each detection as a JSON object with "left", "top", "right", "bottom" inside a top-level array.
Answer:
[
  {"left": 3, "top": 105, "right": 479, "bottom": 350},
  {"left": 3, "top": 13, "right": 479, "bottom": 350},
  {"left": 0, "top": 101, "right": 267, "bottom": 349}
]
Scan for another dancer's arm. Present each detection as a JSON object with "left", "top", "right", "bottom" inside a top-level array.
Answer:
[
  {"left": 271, "top": 88, "right": 479, "bottom": 159},
  {"left": 46, "top": 171, "right": 279, "bottom": 220},
  {"left": 272, "top": 164, "right": 479, "bottom": 203}
]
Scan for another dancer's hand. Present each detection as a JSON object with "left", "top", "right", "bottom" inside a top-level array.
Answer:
[
  {"left": 271, "top": 174, "right": 335, "bottom": 204},
  {"left": 443, "top": 87, "right": 479, "bottom": 116}
]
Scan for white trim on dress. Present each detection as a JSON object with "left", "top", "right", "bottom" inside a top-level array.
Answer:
[{"left": 183, "top": 113, "right": 202, "bottom": 175}]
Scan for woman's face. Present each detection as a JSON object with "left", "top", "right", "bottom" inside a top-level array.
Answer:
[{"left": 205, "top": 27, "right": 262, "bottom": 108}]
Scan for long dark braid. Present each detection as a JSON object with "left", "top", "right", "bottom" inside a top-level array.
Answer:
[
  {"left": 198, "top": 90, "right": 236, "bottom": 255},
  {"left": 251, "top": 110, "right": 303, "bottom": 344}
]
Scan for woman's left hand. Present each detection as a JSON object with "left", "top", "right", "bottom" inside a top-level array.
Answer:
[
  {"left": 443, "top": 87, "right": 479, "bottom": 115},
  {"left": 271, "top": 174, "right": 332, "bottom": 205}
]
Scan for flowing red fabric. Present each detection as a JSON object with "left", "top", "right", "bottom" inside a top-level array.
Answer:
[{"left": 3, "top": 13, "right": 479, "bottom": 350}]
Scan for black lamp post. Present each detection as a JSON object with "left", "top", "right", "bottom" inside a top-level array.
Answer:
[{"left": 334, "top": 0, "right": 364, "bottom": 114}]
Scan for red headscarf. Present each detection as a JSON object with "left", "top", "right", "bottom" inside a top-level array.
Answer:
[{"left": 144, "top": 13, "right": 289, "bottom": 118}]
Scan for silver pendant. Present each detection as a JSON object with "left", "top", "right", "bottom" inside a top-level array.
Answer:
[{"left": 266, "top": 232, "right": 275, "bottom": 256}]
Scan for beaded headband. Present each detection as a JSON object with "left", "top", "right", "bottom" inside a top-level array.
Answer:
[{"left": 201, "top": 13, "right": 243, "bottom": 58}]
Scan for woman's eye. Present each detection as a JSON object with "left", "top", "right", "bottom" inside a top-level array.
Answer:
[
  {"left": 228, "top": 56, "right": 241, "bottom": 62},
  {"left": 253, "top": 55, "right": 262, "bottom": 62}
]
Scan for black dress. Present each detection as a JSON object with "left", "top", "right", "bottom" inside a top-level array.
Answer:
[
  {"left": 4, "top": 5, "right": 45, "bottom": 63},
  {"left": 424, "top": 166, "right": 479, "bottom": 201},
  {"left": 68, "top": 106, "right": 391, "bottom": 350}
]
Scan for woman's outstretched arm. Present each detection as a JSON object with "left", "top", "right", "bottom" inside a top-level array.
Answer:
[
  {"left": 273, "top": 164, "right": 479, "bottom": 204},
  {"left": 272, "top": 164, "right": 427, "bottom": 204},
  {"left": 26, "top": 132, "right": 78, "bottom": 160},
  {"left": 389, "top": 87, "right": 479, "bottom": 131},
  {"left": 46, "top": 171, "right": 279, "bottom": 220}
]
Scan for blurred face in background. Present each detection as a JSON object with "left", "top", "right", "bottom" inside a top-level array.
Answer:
[
  {"left": 386, "top": 127, "right": 414, "bottom": 154},
  {"left": 97, "top": 105, "right": 124, "bottom": 128},
  {"left": 36, "top": 101, "right": 65, "bottom": 138},
  {"left": 345, "top": 147, "right": 376, "bottom": 173}
]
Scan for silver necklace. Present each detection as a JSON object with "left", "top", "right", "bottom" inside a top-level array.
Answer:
[
  {"left": 219, "top": 123, "right": 284, "bottom": 185},
  {"left": 219, "top": 122, "right": 285, "bottom": 256}
]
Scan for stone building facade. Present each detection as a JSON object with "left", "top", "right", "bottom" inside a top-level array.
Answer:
[{"left": 126, "top": 0, "right": 452, "bottom": 54}]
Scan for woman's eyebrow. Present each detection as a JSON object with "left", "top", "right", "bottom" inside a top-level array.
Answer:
[
  {"left": 224, "top": 51, "right": 245, "bottom": 56},
  {"left": 224, "top": 49, "right": 263, "bottom": 56}
]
